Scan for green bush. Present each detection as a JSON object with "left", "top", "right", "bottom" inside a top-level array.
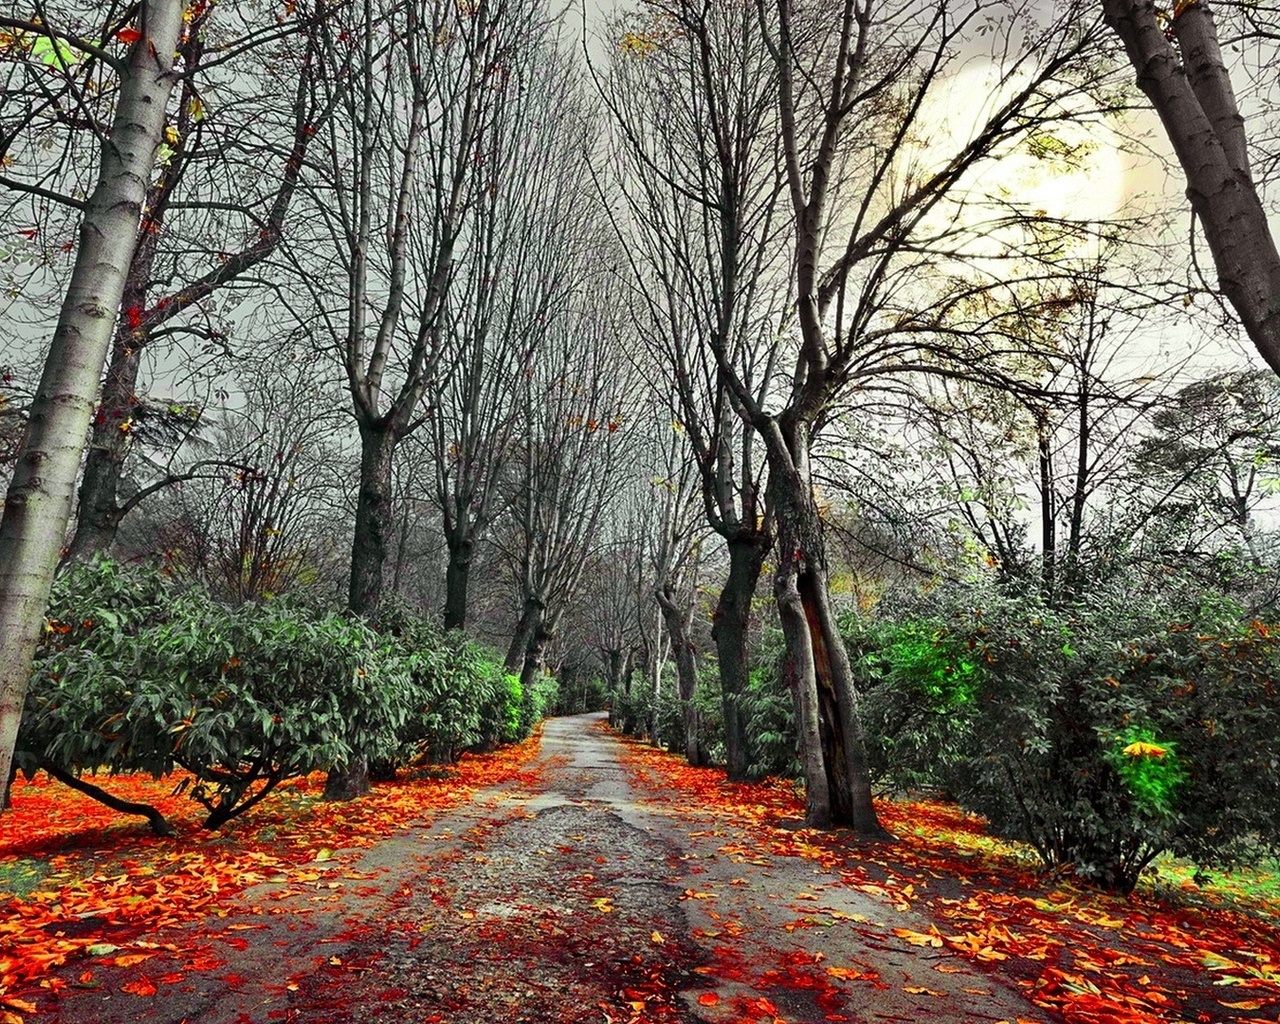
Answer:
[
  {"left": 740, "top": 627, "right": 801, "bottom": 780},
  {"left": 19, "top": 559, "right": 559, "bottom": 830},
  {"left": 21, "top": 559, "right": 409, "bottom": 829},
  {"left": 855, "top": 581, "right": 1280, "bottom": 892}
]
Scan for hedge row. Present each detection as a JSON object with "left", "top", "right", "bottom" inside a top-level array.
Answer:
[{"left": 14, "top": 559, "right": 556, "bottom": 831}]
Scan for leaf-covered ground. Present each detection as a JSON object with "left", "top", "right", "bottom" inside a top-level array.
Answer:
[
  {"left": 0, "top": 740, "right": 544, "bottom": 1023},
  {"left": 613, "top": 729, "right": 1280, "bottom": 1024},
  {"left": 2, "top": 717, "right": 1278, "bottom": 1024}
]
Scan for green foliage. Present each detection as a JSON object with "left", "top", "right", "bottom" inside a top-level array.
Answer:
[
  {"left": 22, "top": 559, "right": 405, "bottom": 828},
  {"left": 19, "top": 559, "right": 558, "bottom": 828},
  {"left": 856, "top": 580, "right": 1280, "bottom": 892},
  {"left": 1108, "top": 729, "right": 1186, "bottom": 817},
  {"left": 520, "top": 673, "right": 560, "bottom": 738}
]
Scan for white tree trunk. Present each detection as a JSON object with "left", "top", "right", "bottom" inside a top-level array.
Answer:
[
  {"left": 1102, "top": 0, "right": 1280, "bottom": 375},
  {"left": 0, "top": 1, "right": 185, "bottom": 805}
]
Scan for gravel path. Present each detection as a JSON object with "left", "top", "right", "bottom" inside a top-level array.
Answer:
[{"left": 44, "top": 713, "right": 1049, "bottom": 1023}]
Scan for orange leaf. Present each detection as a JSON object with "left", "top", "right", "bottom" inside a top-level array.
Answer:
[
  {"left": 115, "top": 27, "right": 141, "bottom": 44},
  {"left": 697, "top": 992, "right": 720, "bottom": 1006},
  {"left": 122, "top": 977, "right": 157, "bottom": 997}
]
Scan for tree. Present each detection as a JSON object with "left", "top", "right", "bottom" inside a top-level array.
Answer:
[
  {"left": 428, "top": 28, "right": 595, "bottom": 630},
  {"left": 1101, "top": 0, "right": 1280, "bottom": 376},
  {"left": 646, "top": 431, "right": 710, "bottom": 766},
  {"left": 61, "top": 4, "right": 327, "bottom": 560},
  {"left": 0, "top": 0, "right": 186, "bottom": 807},
  {"left": 704, "top": 0, "right": 1104, "bottom": 830},
  {"left": 499, "top": 279, "right": 638, "bottom": 695},
  {"left": 600, "top": 0, "right": 786, "bottom": 780},
  {"left": 150, "top": 358, "right": 351, "bottom": 604}
]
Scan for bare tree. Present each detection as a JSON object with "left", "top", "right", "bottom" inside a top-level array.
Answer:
[
  {"left": 151, "top": 357, "right": 351, "bottom": 604},
  {"left": 61, "top": 3, "right": 329, "bottom": 559},
  {"left": 645, "top": 425, "right": 711, "bottom": 766},
  {"left": 499, "top": 277, "right": 639, "bottom": 693},
  {"left": 0, "top": 1, "right": 186, "bottom": 806},
  {"left": 599, "top": 0, "right": 787, "bottom": 780},
  {"left": 428, "top": 28, "right": 596, "bottom": 630},
  {"left": 685, "top": 0, "right": 1105, "bottom": 830}
]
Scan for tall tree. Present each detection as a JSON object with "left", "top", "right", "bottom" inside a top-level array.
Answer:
[
  {"left": 1101, "top": 0, "right": 1280, "bottom": 375},
  {"left": 428, "top": 29, "right": 595, "bottom": 630},
  {"left": 0, "top": 0, "right": 186, "bottom": 806},
  {"left": 62, "top": 4, "right": 328, "bottom": 559},
  {"left": 601, "top": 0, "right": 786, "bottom": 781},
  {"left": 710, "top": 0, "right": 1104, "bottom": 830},
  {"left": 499, "top": 278, "right": 638, "bottom": 693},
  {"left": 289, "top": 0, "right": 542, "bottom": 797}
]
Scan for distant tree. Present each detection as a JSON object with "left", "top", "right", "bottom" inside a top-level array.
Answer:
[
  {"left": 428, "top": 30, "right": 595, "bottom": 631},
  {"left": 600, "top": 0, "right": 786, "bottom": 781},
  {"left": 498, "top": 281, "right": 638, "bottom": 694},
  {"left": 1132, "top": 369, "right": 1280, "bottom": 570}
]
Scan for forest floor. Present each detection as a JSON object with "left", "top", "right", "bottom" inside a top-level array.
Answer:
[{"left": 2, "top": 712, "right": 1279, "bottom": 1024}]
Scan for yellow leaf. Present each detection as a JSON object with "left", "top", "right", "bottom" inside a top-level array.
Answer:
[
  {"left": 904, "top": 986, "right": 945, "bottom": 996},
  {"left": 893, "top": 927, "right": 943, "bottom": 948},
  {"left": 1121, "top": 740, "right": 1168, "bottom": 758},
  {"left": 650, "top": 931, "right": 664, "bottom": 944}
]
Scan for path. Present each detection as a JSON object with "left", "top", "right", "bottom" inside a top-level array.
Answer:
[{"left": 42, "top": 714, "right": 1048, "bottom": 1023}]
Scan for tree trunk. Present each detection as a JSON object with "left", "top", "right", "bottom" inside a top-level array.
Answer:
[
  {"left": 442, "top": 533, "right": 473, "bottom": 630},
  {"left": 64, "top": 327, "right": 144, "bottom": 561},
  {"left": 505, "top": 597, "right": 544, "bottom": 674},
  {"left": 0, "top": 2, "right": 185, "bottom": 810},
  {"left": 327, "top": 423, "right": 397, "bottom": 801},
  {"left": 764, "top": 417, "right": 884, "bottom": 834},
  {"left": 657, "top": 585, "right": 702, "bottom": 766},
  {"left": 713, "top": 533, "right": 767, "bottom": 781},
  {"left": 1102, "top": 0, "right": 1280, "bottom": 376},
  {"left": 348, "top": 423, "right": 397, "bottom": 619},
  {"left": 322, "top": 754, "right": 371, "bottom": 801}
]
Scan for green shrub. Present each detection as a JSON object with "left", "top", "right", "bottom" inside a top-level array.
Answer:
[
  {"left": 520, "top": 673, "right": 559, "bottom": 737},
  {"left": 855, "top": 581, "right": 1280, "bottom": 892},
  {"left": 21, "top": 559, "right": 408, "bottom": 829},
  {"left": 740, "top": 627, "right": 801, "bottom": 780}
]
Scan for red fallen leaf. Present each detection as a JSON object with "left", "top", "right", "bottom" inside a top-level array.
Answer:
[
  {"left": 158, "top": 972, "right": 184, "bottom": 985},
  {"left": 221, "top": 973, "right": 248, "bottom": 987},
  {"left": 697, "top": 992, "right": 720, "bottom": 1006},
  {"left": 122, "top": 977, "right": 157, "bottom": 997},
  {"left": 223, "top": 937, "right": 250, "bottom": 950},
  {"left": 115, "top": 27, "right": 142, "bottom": 43}
]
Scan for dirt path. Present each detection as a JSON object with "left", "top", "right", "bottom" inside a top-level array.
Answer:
[{"left": 42, "top": 714, "right": 1048, "bottom": 1023}]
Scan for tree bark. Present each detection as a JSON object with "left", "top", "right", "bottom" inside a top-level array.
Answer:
[
  {"left": 42, "top": 761, "right": 176, "bottom": 836},
  {"left": 1102, "top": 0, "right": 1280, "bottom": 376},
  {"left": 763, "top": 417, "right": 883, "bottom": 833},
  {"left": 348, "top": 423, "right": 397, "bottom": 619},
  {"left": 442, "top": 533, "right": 473, "bottom": 630},
  {"left": 657, "top": 583, "right": 702, "bottom": 766},
  {"left": 63, "top": 322, "right": 142, "bottom": 562},
  {"left": 712, "top": 533, "right": 767, "bottom": 781},
  {"left": 0, "top": 1, "right": 185, "bottom": 809},
  {"left": 505, "top": 597, "right": 545, "bottom": 675}
]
